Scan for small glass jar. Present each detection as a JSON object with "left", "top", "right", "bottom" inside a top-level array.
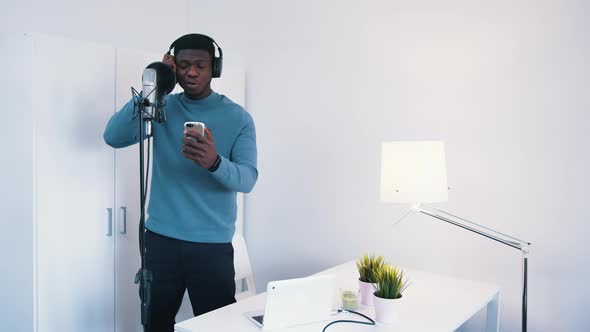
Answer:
[{"left": 341, "top": 289, "right": 359, "bottom": 311}]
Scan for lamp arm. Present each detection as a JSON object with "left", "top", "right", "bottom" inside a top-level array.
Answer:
[
  {"left": 413, "top": 203, "right": 531, "bottom": 332},
  {"left": 415, "top": 204, "right": 531, "bottom": 252}
]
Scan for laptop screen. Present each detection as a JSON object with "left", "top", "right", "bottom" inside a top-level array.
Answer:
[{"left": 246, "top": 274, "right": 337, "bottom": 330}]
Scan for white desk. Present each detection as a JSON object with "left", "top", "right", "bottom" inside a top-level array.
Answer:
[{"left": 175, "top": 261, "right": 500, "bottom": 332}]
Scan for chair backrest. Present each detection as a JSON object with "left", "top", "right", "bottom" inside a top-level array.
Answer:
[{"left": 232, "top": 234, "right": 257, "bottom": 301}]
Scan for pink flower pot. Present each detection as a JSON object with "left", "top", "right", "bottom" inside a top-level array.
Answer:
[{"left": 358, "top": 279, "right": 376, "bottom": 306}]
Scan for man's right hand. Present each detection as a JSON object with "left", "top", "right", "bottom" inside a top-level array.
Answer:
[{"left": 163, "top": 53, "right": 176, "bottom": 72}]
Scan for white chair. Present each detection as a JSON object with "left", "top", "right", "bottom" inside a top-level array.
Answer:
[
  {"left": 175, "top": 234, "right": 256, "bottom": 322},
  {"left": 232, "top": 234, "right": 257, "bottom": 301}
]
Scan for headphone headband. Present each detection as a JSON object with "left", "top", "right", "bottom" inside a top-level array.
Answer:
[{"left": 168, "top": 34, "right": 223, "bottom": 78}]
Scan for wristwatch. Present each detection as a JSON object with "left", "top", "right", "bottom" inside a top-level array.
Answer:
[{"left": 208, "top": 154, "right": 222, "bottom": 172}]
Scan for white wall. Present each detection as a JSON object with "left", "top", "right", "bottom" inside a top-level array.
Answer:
[
  {"left": 1, "top": 0, "right": 588, "bottom": 331},
  {"left": 238, "top": 1, "right": 590, "bottom": 332},
  {"left": 0, "top": 0, "right": 188, "bottom": 54}
]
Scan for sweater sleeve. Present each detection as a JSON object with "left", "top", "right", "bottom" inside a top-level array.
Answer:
[
  {"left": 210, "top": 113, "right": 258, "bottom": 193},
  {"left": 103, "top": 99, "right": 143, "bottom": 148}
]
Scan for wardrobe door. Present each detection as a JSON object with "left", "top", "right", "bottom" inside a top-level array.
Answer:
[
  {"left": 0, "top": 32, "right": 35, "bottom": 332},
  {"left": 35, "top": 34, "right": 116, "bottom": 332}
]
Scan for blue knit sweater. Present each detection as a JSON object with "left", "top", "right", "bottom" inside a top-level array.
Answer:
[{"left": 104, "top": 91, "right": 258, "bottom": 243}]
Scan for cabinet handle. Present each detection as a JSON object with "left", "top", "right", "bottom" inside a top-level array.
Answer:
[
  {"left": 107, "top": 208, "right": 113, "bottom": 237},
  {"left": 120, "top": 206, "right": 127, "bottom": 235}
]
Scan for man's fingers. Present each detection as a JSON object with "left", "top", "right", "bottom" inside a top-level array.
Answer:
[
  {"left": 182, "top": 137, "right": 209, "bottom": 151},
  {"left": 183, "top": 150, "right": 206, "bottom": 165},
  {"left": 183, "top": 153, "right": 206, "bottom": 167},
  {"left": 183, "top": 132, "right": 203, "bottom": 144},
  {"left": 204, "top": 128, "right": 214, "bottom": 141},
  {"left": 182, "top": 128, "right": 216, "bottom": 168},
  {"left": 182, "top": 145, "right": 205, "bottom": 158},
  {"left": 182, "top": 136, "right": 198, "bottom": 146},
  {"left": 184, "top": 129, "right": 214, "bottom": 145},
  {"left": 184, "top": 130, "right": 206, "bottom": 142}
]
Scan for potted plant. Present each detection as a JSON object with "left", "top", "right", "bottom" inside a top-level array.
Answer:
[
  {"left": 355, "top": 253, "right": 385, "bottom": 305},
  {"left": 372, "top": 264, "right": 409, "bottom": 323}
]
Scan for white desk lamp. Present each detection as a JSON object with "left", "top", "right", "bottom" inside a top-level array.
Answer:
[{"left": 380, "top": 141, "right": 531, "bottom": 332}]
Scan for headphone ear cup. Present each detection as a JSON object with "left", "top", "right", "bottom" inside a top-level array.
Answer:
[{"left": 212, "top": 56, "right": 222, "bottom": 78}]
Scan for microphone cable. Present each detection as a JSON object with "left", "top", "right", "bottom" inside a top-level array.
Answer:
[
  {"left": 143, "top": 136, "right": 151, "bottom": 203},
  {"left": 322, "top": 309, "right": 376, "bottom": 332}
]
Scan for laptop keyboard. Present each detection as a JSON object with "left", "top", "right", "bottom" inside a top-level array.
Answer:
[{"left": 252, "top": 315, "right": 264, "bottom": 324}]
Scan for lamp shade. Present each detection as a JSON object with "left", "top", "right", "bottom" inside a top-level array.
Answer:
[{"left": 380, "top": 141, "right": 449, "bottom": 204}]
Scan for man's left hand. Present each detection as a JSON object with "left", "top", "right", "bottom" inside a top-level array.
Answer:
[{"left": 182, "top": 128, "right": 218, "bottom": 169}]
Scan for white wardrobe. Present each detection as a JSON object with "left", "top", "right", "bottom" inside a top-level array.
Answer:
[{"left": 0, "top": 33, "right": 245, "bottom": 332}]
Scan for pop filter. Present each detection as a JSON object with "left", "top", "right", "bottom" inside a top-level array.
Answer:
[{"left": 145, "top": 61, "right": 176, "bottom": 96}]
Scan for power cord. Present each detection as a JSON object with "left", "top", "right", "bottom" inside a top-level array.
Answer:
[{"left": 322, "top": 309, "right": 376, "bottom": 332}]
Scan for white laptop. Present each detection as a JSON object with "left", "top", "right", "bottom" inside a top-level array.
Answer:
[{"left": 243, "top": 274, "right": 336, "bottom": 330}]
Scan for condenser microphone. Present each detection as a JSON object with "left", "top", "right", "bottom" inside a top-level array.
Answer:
[
  {"left": 142, "top": 68, "right": 157, "bottom": 122},
  {"left": 142, "top": 62, "right": 176, "bottom": 123}
]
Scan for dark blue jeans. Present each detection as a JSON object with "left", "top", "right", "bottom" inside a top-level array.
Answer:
[{"left": 145, "top": 229, "right": 236, "bottom": 331}]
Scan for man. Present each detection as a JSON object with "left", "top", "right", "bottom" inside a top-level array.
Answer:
[{"left": 103, "top": 33, "right": 258, "bottom": 331}]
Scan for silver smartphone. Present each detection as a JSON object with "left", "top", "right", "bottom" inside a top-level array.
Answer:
[{"left": 184, "top": 121, "right": 205, "bottom": 142}]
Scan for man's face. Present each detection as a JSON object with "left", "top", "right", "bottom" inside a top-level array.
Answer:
[{"left": 175, "top": 49, "right": 213, "bottom": 100}]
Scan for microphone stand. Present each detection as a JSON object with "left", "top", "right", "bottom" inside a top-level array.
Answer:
[{"left": 131, "top": 87, "right": 154, "bottom": 332}]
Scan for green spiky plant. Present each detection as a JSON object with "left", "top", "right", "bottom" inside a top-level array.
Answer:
[
  {"left": 355, "top": 253, "right": 386, "bottom": 283},
  {"left": 373, "top": 264, "right": 409, "bottom": 299}
]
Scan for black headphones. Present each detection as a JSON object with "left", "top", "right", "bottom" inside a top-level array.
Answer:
[{"left": 168, "top": 34, "right": 223, "bottom": 78}]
